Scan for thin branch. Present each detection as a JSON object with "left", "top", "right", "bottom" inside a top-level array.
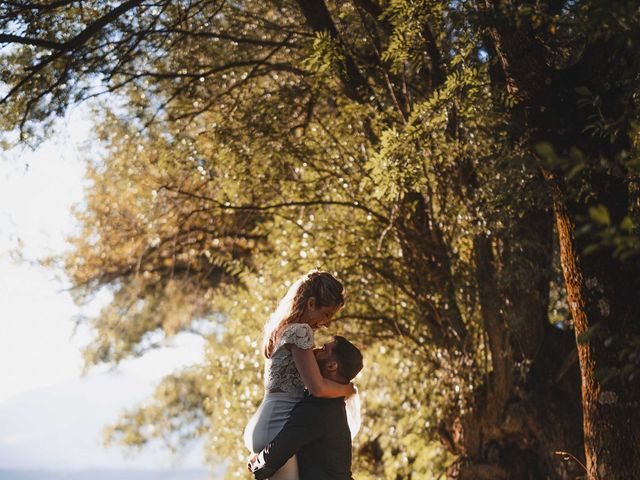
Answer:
[
  {"left": 422, "top": 21, "right": 445, "bottom": 88},
  {"left": 157, "top": 185, "right": 389, "bottom": 223},
  {"left": 1, "top": 0, "right": 146, "bottom": 104},
  {"left": 118, "top": 61, "right": 306, "bottom": 80},
  {"left": 150, "top": 28, "right": 299, "bottom": 48},
  {"left": 0, "top": 34, "right": 64, "bottom": 49},
  {"left": 3, "top": 0, "right": 77, "bottom": 10}
]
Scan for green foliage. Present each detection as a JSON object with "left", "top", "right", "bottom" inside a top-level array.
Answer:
[
  {"left": 381, "top": 0, "right": 443, "bottom": 74},
  {"left": 367, "top": 65, "right": 511, "bottom": 204},
  {"left": 2, "top": 0, "right": 640, "bottom": 477},
  {"left": 304, "top": 31, "right": 345, "bottom": 76},
  {"left": 578, "top": 207, "right": 640, "bottom": 260}
]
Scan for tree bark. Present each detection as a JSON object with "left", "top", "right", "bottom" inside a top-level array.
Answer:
[
  {"left": 485, "top": 8, "right": 640, "bottom": 477},
  {"left": 544, "top": 170, "right": 640, "bottom": 479},
  {"left": 448, "top": 226, "right": 584, "bottom": 480}
]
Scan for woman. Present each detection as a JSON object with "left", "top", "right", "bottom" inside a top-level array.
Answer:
[{"left": 244, "top": 269, "right": 356, "bottom": 480}]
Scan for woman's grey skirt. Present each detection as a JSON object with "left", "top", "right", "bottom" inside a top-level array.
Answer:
[{"left": 244, "top": 392, "right": 302, "bottom": 480}]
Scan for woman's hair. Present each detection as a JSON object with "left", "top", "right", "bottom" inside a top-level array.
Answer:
[{"left": 263, "top": 269, "right": 345, "bottom": 358}]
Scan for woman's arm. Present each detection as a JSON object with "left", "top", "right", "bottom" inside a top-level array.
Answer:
[{"left": 290, "top": 346, "right": 354, "bottom": 398}]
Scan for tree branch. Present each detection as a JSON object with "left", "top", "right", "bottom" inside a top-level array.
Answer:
[
  {"left": 157, "top": 185, "right": 389, "bottom": 223},
  {"left": 0, "top": 34, "right": 64, "bottom": 49},
  {"left": 351, "top": 0, "right": 383, "bottom": 20},
  {"left": 295, "top": 0, "right": 371, "bottom": 102},
  {"left": 473, "top": 234, "right": 512, "bottom": 410},
  {"left": 151, "top": 28, "right": 299, "bottom": 48},
  {"left": 1, "top": 0, "right": 146, "bottom": 104},
  {"left": 3, "top": 0, "right": 77, "bottom": 11}
]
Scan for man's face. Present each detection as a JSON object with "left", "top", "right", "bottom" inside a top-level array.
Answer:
[{"left": 313, "top": 340, "right": 337, "bottom": 373}]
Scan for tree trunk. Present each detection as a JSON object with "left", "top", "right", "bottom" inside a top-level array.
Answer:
[
  {"left": 544, "top": 171, "right": 640, "bottom": 479},
  {"left": 447, "top": 327, "right": 585, "bottom": 480},
  {"left": 448, "top": 230, "right": 584, "bottom": 480},
  {"left": 485, "top": 9, "right": 640, "bottom": 476}
]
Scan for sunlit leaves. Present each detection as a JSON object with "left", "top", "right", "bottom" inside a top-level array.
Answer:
[{"left": 7, "top": 0, "right": 640, "bottom": 477}]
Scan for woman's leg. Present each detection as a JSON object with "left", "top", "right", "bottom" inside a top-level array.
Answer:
[
  {"left": 243, "top": 393, "right": 301, "bottom": 479},
  {"left": 244, "top": 398, "right": 277, "bottom": 452}
]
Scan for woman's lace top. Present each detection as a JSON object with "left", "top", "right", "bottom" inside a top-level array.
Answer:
[{"left": 264, "top": 323, "right": 314, "bottom": 395}]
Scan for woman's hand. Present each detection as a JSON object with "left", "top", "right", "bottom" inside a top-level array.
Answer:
[
  {"left": 346, "top": 382, "right": 356, "bottom": 398},
  {"left": 291, "top": 346, "right": 353, "bottom": 398}
]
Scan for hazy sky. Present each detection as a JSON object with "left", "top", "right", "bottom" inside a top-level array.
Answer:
[
  {"left": 0, "top": 107, "right": 210, "bottom": 471},
  {"left": 0, "top": 106, "right": 93, "bottom": 402}
]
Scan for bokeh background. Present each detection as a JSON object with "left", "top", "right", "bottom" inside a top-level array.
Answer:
[{"left": 1, "top": 1, "right": 640, "bottom": 479}]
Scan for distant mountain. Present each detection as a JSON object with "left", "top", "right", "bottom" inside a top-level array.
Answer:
[
  {"left": 0, "top": 373, "right": 213, "bottom": 472},
  {"left": 0, "top": 468, "right": 222, "bottom": 480}
]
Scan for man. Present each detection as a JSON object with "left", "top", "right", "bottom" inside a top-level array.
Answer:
[{"left": 248, "top": 335, "right": 363, "bottom": 480}]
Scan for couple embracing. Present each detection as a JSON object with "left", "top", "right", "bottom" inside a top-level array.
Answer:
[{"left": 244, "top": 270, "right": 363, "bottom": 479}]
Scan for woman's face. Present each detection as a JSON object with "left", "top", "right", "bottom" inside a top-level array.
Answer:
[{"left": 303, "top": 299, "right": 341, "bottom": 329}]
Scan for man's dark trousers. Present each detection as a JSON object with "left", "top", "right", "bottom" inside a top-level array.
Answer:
[{"left": 250, "top": 395, "right": 353, "bottom": 480}]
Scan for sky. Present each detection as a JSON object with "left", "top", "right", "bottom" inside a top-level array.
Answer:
[{"left": 0, "top": 106, "right": 213, "bottom": 472}]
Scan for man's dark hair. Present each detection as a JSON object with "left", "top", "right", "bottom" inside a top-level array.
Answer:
[{"left": 332, "top": 336, "right": 363, "bottom": 381}]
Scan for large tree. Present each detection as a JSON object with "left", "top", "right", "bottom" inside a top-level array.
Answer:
[
  {"left": 2, "top": 1, "right": 639, "bottom": 478},
  {"left": 482, "top": 2, "right": 640, "bottom": 477}
]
